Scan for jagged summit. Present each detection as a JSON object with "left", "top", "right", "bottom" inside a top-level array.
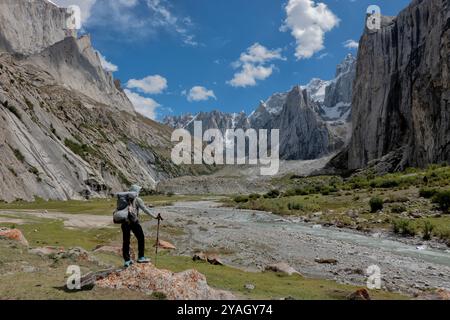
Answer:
[{"left": 164, "top": 54, "right": 356, "bottom": 160}]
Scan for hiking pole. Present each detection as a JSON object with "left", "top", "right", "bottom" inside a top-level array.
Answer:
[{"left": 154, "top": 213, "right": 162, "bottom": 267}]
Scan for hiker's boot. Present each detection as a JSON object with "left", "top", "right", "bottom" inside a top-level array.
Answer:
[
  {"left": 124, "top": 260, "right": 134, "bottom": 268},
  {"left": 137, "top": 257, "right": 150, "bottom": 264}
]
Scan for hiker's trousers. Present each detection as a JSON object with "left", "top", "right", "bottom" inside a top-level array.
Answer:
[{"left": 121, "top": 221, "right": 145, "bottom": 261}]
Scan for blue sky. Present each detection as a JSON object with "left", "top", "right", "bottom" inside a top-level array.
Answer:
[{"left": 54, "top": 0, "right": 411, "bottom": 120}]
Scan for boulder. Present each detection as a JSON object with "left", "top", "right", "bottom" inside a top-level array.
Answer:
[
  {"left": 347, "top": 288, "right": 371, "bottom": 300},
  {"left": 96, "top": 264, "right": 235, "bottom": 300},
  {"left": 0, "top": 228, "right": 29, "bottom": 246},
  {"left": 265, "top": 262, "right": 302, "bottom": 276},
  {"left": 192, "top": 252, "right": 207, "bottom": 262},
  {"left": 244, "top": 284, "right": 255, "bottom": 290},
  {"left": 207, "top": 254, "right": 224, "bottom": 266},
  {"left": 155, "top": 240, "right": 176, "bottom": 250}
]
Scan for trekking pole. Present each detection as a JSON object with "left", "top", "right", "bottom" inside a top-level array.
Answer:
[{"left": 154, "top": 214, "right": 162, "bottom": 267}]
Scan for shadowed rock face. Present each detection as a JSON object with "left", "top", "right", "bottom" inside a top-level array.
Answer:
[{"left": 348, "top": 0, "right": 450, "bottom": 170}]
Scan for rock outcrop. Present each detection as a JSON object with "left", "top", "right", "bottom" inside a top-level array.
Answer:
[
  {"left": 0, "top": 227, "right": 29, "bottom": 246},
  {"left": 96, "top": 264, "right": 235, "bottom": 300},
  {"left": 347, "top": 0, "right": 450, "bottom": 170}
]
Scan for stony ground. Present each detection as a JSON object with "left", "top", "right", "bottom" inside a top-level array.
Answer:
[{"left": 148, "top": 201, "right": 450, "bottom": 296}]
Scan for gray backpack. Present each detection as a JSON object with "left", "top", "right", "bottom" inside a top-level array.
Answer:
[{"left": 113, "top": 192, "right": 138, "bottom": 224}]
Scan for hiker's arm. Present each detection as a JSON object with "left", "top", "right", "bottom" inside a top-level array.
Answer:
[{"left": 136, "top": 198, "right": 158, "bottom": 219}]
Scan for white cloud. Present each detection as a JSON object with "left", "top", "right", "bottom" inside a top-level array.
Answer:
[
  {"left": 51, "top": 0, "right": 97, "bottom": 24},
  {"left": 228, "top": 43, "right": 285, "bottom": 88},
  {"left": 343, "top": 39, "right": 359, "bottom": 49},
  {"left": 96, "top": 51, "right": 118, "bottom": 72},
  {"left": 54, "top": 0, "right": 197, "bottom": 45},
  {"left": 281, "top": 0, "right": 340, "bottom": 60},
  {"left": 126, "top": 75, "right": 168, "bottom": 94},
  {"left": 124, "top": 89, "right": 160, "bottom": 120},
  {"left": 186, "top": 86, "right": 216, "bottom": 102}
]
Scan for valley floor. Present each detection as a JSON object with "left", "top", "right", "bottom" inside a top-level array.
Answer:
[{"left": 1, "top": 195, "right": 448, "bottom": 299}]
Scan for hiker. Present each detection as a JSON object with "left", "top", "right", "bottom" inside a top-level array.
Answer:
[{"left": 114, "top": 185, "right": 162, "bottom": 268}]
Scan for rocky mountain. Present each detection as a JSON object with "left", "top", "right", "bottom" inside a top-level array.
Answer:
[
  {"left": 345, "top": 0, "right": 450, "bottom": 171},
  {"left": 164, "top": 54, "right": 356, "bottom": 160},
  {"left": 0, "top": 0, "right": 202, "bottom": 202}
]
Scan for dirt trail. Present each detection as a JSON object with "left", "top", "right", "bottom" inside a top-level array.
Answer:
[{"left": 144, "top": 201, "right": 450, "bottom": 295}]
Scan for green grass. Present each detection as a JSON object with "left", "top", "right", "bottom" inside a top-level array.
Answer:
[
  {"left": 225, "top": 165, "right": 450, "bottom": 240},
  {"left": 0, "top": 195, "right": 209, "bottom": 215},
  {"left": 0, "top": 243, "right": 152, "bottom": 300},
  {"left": 154, "top": 253, "right": 405, "bottom": 300},
  {"left": 18, "top": 219, "right": 120, "bottom": 250}
]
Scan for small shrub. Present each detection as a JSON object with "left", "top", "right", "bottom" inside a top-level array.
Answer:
[
  {"left": 28, "top": 166, "right": 39, "bottom": 176},
  {"left": 432, "top": 190, "right": 450, "bottom": 213},
  {"left": 422, "top": 220, "right": 434, "bottom": 241},
  {"left": 369, "top": 197, "right": 384, "bottom": 213},
  {"left": 288, "top": 202, "right": 303, "bottom": 211},
  {"left": 249, "top": 194, "right": 261, "bottom": 200},
  {"left": 64, "top": 138, "right": 94, "bottom": 159},
  {"left": 166, "top": 192, "right": 174, "bottom": 197},
  {"left": 391, "top": 204, "right": 406, "bottom": 214},
  {"left": 12, "top": 148, "right": 25, "bottom": 162},
  {"left": 392, "top": 219, "right": 416, "bottom": 236},
  {"left": 419, "top": 188, "right": 438, "bottom": 199},
  {"left": 234, "top": 195, "right": 249, "bottom": 203},
  {"left": 151, "top": 291, "right": 167, "bottom": 300},
  {"left": 264, "top": 189, "right": 280, "bottom": 199}
]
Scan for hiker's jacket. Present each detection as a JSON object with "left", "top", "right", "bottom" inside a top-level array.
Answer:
[{"left": 131, "top": 197, "right": 158, "bottom": 222}]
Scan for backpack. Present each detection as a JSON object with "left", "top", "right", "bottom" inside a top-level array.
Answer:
[{"left": 113, "top": 192, "right": 138, "bottom": 224}]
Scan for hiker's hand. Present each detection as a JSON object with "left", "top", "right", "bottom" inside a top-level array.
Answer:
[{"left": 157, "top": 213, "right": 164, "bottom": 221}]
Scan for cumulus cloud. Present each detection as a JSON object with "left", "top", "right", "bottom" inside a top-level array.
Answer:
[
  {"left": 186, "top": 86, "right": 216, "bottom": 102},
  {"left": 124, "top": 89, "right": 160, "bottom": 120},
  {"left": 96, "top": 51, "right": 118, "bottom": 72},
  {"left": 228, "top": 43, "right": 285, "bottom": 88},
  {"left": 51, "top": 0, "right": 97, "bottom": 24},
  {"left": 126, "top": 75, "right": 168, "bottom": 94},
  {"left": 281, "top": 0, "right": 340, "bottom": 60},
  {"left": 343, "top": 39, "right": 359, "bottom": 49}
]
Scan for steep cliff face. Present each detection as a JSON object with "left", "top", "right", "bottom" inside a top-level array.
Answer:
[
  {"left": 27, "top": 35, "right": 134, "bottom": 112},
  {"left": 0, "top": 0, "right": 201, "bottom": 202},
  {"left": 348, "top": 0, "right": 450, "bottom": 170},
  {"left": 0, "top": 0, "right": 67, "bottom": 55},
  {"left": 0, "top": 53, "right": 190, "bottom": 202}
]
